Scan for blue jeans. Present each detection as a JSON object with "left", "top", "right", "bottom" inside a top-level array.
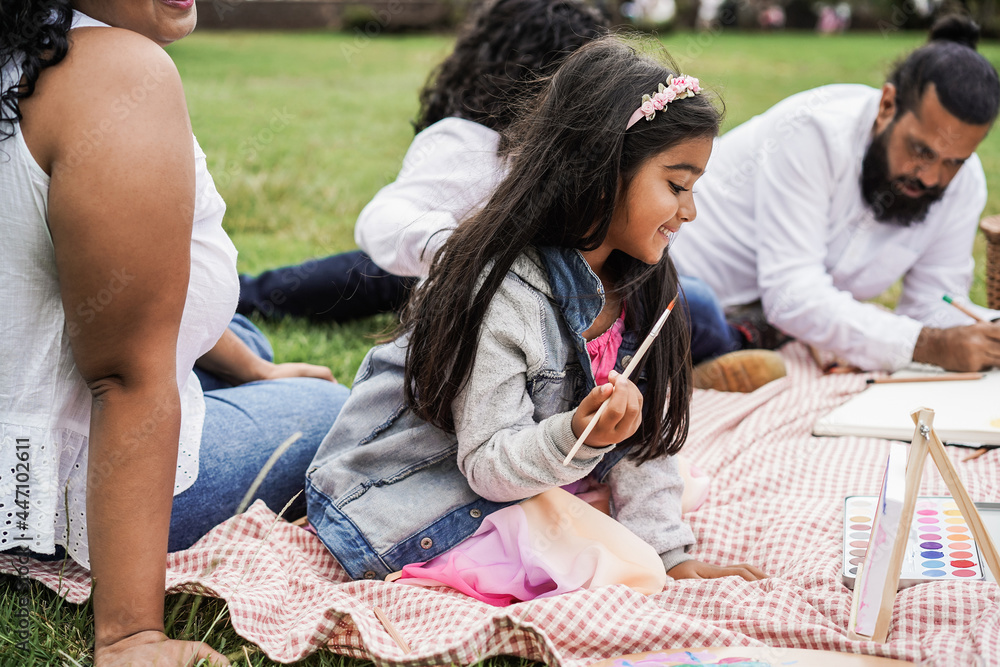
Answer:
[
  {"left": 168, "top": 315, "right": 350, "bottom": 551},
  {"left": 237, "top": 250, "right": 415, "bottom": 323},
  {"left": 679, "top": 275, "right": 742, "bottom": 364},
  {"left": 13, "top": 316, "right": 349, "bottom": 561}
]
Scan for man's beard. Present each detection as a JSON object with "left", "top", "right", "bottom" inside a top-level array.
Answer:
[{"left": 860, "top": 125, "right": 945, "bottom": 226}]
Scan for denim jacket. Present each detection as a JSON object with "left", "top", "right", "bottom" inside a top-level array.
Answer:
[{"left": 306, "top": 246, "right": 693, "bottom": 581}]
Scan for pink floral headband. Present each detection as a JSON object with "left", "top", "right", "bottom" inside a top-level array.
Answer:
[{"left": 625, "top": 75, "right": 701, "bottom": 130}]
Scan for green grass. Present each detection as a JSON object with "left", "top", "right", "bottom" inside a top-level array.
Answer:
[
  {"left": 181, "top": 29, "right": 999, "bottom": 376},
  {"left": 3, "top": 28, "right": 1000, "bottom": 666}
]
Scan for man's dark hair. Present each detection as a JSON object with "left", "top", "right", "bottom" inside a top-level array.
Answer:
[
  {"left": 888, "top": 14, "right": 1000, "bottom": 126},
  {"left": 413, "top": 0, "right": 609, "bottom": 133}
]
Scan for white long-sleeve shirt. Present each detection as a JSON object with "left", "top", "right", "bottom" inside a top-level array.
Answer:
[
  {"left": 672, "top": 84, "right": 998, "bottom": 371},
  {"left": 355, "top": 117, "right": 503, "bottom": 277}
]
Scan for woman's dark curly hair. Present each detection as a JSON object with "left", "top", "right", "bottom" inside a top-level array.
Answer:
[
  {"left": 413, "top": 0, "right": 609, "bottom": 133},
  {"left": 0, "top": 0, "right": 74, "bottom": 141}
]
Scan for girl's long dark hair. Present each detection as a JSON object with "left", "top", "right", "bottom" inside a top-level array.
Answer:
[
  {"left": 0, "top": 0, "right": 73, "bottom": 141},
  {"left": 413, "top": 0, "right": 609, "bottom": 133},
  {"left": 402, "top": 37, "right": 722, "bottom": 462}
]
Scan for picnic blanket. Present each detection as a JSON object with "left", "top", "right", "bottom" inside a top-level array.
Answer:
[{"left": 4, "top": 342, "right": 999, "bottom": 665}]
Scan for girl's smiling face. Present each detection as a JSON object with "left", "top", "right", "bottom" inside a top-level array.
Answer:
[{"left": 601, "top": 136, "right": 713, "bottom": 266}]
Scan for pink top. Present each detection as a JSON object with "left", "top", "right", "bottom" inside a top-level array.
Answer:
[{"left": 586, "top": 307, "right": 626, "bottom": 386}]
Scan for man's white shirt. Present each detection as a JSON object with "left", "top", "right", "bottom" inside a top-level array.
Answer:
[
  {"left": 355, "top": 117, "right": 503, "bottom": 278},
  {"left": 672, "top": 84, "right": 997, "bottom": 370}
]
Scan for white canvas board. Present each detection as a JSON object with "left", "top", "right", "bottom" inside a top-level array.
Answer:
[{"left": 814, "top": 369, "right": 1000, "bottom": 445}]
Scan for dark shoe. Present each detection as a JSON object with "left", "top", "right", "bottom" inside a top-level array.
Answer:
[{"left": 692, "top": 350, "right": 787, "bottom": 392}]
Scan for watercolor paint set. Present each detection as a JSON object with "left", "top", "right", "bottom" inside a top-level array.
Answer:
[{"left": 843, "top": 495, "right": 986, "bottom": 589}]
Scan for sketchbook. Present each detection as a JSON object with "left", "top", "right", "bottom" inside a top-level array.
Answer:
[{"left": 813, "top": 367, "right": 1000, "bottom": 445}]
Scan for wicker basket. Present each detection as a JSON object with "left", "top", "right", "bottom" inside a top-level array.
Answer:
[{"left": 982, "top": 215, "right": 1000, "bottom": 310}]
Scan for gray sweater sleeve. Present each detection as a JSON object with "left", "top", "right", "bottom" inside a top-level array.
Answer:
[
  {"left": 451, "top": 277, "right": 611, "bottom": 502},
  {"left": 607, "top": 453, "right": 695, "bottom": 574}
]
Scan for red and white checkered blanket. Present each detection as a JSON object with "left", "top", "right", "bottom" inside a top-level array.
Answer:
[{"left": 4, "top": 343, "right": 999, "bottom": 665}]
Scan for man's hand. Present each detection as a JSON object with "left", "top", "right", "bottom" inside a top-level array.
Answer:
[
  {"left": 667, "top": 559, "right": 768, "bottom": 582},
  {"left": 913, "top": 323, "right": 1000, "bottom": 371}
]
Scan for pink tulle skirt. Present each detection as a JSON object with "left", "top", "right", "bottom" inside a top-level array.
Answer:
[{"left": 392, "top": 480, "right": 666, "bottom": 606}]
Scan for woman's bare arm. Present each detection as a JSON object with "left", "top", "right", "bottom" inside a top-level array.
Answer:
[
  {"left": 196, "top": 328, "right": 335, "bottom": 385},
  {"left": 27, "top": 27, "right": 227, "bottom": 666}
]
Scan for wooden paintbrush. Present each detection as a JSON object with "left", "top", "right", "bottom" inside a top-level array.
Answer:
[{"left": 563, "top": 294, "right": 679, "bottom": 466}]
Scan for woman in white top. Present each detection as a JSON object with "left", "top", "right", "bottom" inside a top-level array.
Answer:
[{"left": 0, "top": 1, "right": 348, "bottom": 665}]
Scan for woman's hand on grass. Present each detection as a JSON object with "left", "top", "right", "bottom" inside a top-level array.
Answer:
[
  {"left": 258, "top": 360, "right": 335, "bottom": 382},
  {"left": 667, "top": 559, "right": 767, "bottom": 582},
  {"left": 197, "top": 329, "right": 336, "bottom": 385},
  {"left": 95, "top": 630, "right": 230, "bottom": 666}
]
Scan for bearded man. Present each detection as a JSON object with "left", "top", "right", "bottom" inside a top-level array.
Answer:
[{"left": 674, "top": 15, "right": 1000, "bottom": 373}]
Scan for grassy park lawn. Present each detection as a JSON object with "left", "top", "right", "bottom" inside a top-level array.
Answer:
[{"left": 2, "top": 28, "right": 999, "bottom": 666}]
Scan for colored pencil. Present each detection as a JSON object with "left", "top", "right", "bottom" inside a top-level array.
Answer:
[
  {"left": 942, "top": 294, "right": 986, "bottom": 323},
  {"left": 562, "top": 294, "right": 679, "bottom": 466},
  {"left": 865, "top": 372, "right": 984, "bottom": 385}
]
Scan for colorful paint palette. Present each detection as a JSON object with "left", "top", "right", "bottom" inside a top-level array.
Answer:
[{"left": 843, "top": 496, "right": 985, "bottom": 588}]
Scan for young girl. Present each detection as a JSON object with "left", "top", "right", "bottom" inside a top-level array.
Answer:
[{"left": 306, "top": 37, "right": 766, "bottom": 603}]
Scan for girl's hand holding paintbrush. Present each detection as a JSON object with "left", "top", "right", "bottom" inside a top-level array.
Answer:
[{"left": 570, "top": 370, "right": 643, "bottom": 449}]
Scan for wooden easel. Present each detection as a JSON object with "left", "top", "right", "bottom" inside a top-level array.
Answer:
[{"left": 848, "top": 408, "right": 1000, "bottom": 642}]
